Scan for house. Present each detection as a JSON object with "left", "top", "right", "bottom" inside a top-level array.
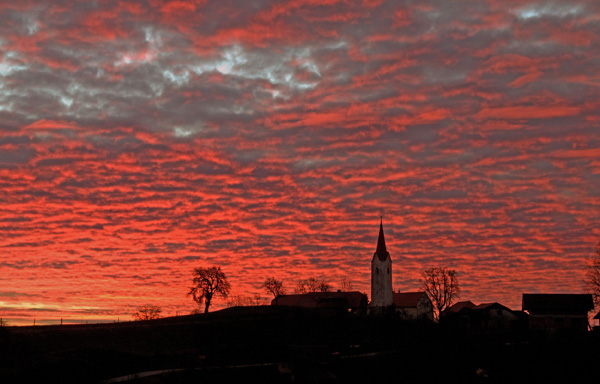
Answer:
[
  {"left": 593, "top": 311, "right": 600, "bottom": 332},
  {"left": 443, "top": 300, "right": 476, "bottom": 315},
  {"left": 271, "top": 291, "right": 368, "bottom": 314},
  {"left": 522, "top": 294, "right": 594, "bottom": 332},
  {"left": 441, "top": 301, "right": 525, "bottom": 334},
  {"left": 393, "top": 291, "right": 433, "bottom": 321}
]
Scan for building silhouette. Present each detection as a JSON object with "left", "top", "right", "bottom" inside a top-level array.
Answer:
[
  {"left": 393, "top": 291, "right": 433, "bottom": 321},
  {"left": 370, "top": 219, "right": 393, "bottom": 311},
  {"left": 522, "top": 293, "right": 593, "bottom": 332},
  {"left": 271, "top": 291, "right": 367, "bottom": 314}
]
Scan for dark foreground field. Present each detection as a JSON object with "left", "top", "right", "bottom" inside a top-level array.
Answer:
[{"left": 1, "top": 306, "right": 599, "bottom": 383}]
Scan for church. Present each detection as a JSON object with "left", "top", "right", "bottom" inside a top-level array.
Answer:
[
  {"left": 370, "top": 219, "right": 393, "bottom": 309},
  {"left": 370, "top": 219, "right": 433, "bottom": 320},
  {"left": 272, "top": 219, "right": 433, "bottom": 320}
]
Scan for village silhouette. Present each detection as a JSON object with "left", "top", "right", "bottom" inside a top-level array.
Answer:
[
  {"left": 271, "top": 220, "right": 596, "bottom": 335},
  {"left": 1, "top": 220, "right": 599, "bottom": 383}
]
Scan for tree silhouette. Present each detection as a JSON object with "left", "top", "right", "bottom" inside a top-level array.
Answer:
[
  {"left": 295, "top": 277, "right": 331, "bottom": 294},
  {"left": 132, "top": 304, "right": 162, "bottom": 320},
  {"left": 226, "top": 293, "right": 265, "bottom": 307},
  {"left": 340, "top": 276, "right": 353, "bottom": 291},
  {"left": 422, "top": 267, "right": 461, "bottom": 321},
  {"left": 188, "top": 266, "right": 231, "bottom": 313},
  {"left": 262, "top": 277, "right": 286, "bottom": 298},
  {"left": 587, "top": 242, "right": 600, "bottom": 306}
]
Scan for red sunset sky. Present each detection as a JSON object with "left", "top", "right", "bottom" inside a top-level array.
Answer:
[{"left": 1, "top": 0, "right": 599, "bottom": 324}]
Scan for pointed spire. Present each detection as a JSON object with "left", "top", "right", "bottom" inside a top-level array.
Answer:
[{"left": 375, "top": 218, "right": 388, "bottom": 259}]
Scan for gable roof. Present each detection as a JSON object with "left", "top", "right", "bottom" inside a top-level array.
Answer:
[
  {"left": 475, "top": 302, "right": 515, "bottom": 312},
  {"left": 393, "top": 291, "right": 428, "bottom": 307},
  {"left": 445, "top": 300, "right": 476, "bottom": 314},
  {"left": 444, "top": 301, "right": 517, "bottom": 317},
  {"left": 272, "top": 291, "right": 367, "bottom": 309},
  {"left": 522, "top": 294, "right": 594, "bottom": 313}
]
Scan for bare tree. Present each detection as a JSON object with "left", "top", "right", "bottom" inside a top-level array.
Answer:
[
  {"left": 188, "top": 266, "right": 231, "bottom": 313},
  {"left": 422, "top": 267, "right": 461, "bottom": 321},
  {"left": 226, "top": 293, "right": 265, "bottom": 307},
  {"left": 262, "top": 277, "right": 286, "bottom": 298},
  {"left": 252, "top": 293, "right": 265, "bottom": 305},
  {"left": 132, "top": 304, "right": 162, "bottom": 320},
  {"left": 226, "top": 295, "right": 253, "bottom": 307},
  {"left": 587, "top": 242, "right": 600, "bottom": 306},
  {"left": 340, "top": 276, "right": 353, "bottom": 291},
  {"left": 295, "top": 281, "right": 308, "bottom": 294},
  {"left": 295, "top": 277, "right": 331, "bottom": 294}
]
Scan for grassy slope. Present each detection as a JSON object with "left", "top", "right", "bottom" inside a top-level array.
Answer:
[{"left": 1, "top": 306, "right": 598, "bottom": 383}]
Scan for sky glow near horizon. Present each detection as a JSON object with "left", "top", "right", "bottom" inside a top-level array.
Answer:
[{"left": 1, "top": 0, "right": 599, "bottom": 321}]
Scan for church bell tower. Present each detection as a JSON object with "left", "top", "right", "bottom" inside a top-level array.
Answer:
[{"left": 370, "top": 219, "right": 393, "bottom": 309}]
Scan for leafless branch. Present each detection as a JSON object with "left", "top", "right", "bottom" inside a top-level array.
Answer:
[{"left": 422, "top": 267, "right": 461, "bottom": 321}]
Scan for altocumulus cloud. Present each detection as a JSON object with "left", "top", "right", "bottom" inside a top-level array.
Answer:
[{"left": 0, "top": 0, "right": 599, "bottom": 319}]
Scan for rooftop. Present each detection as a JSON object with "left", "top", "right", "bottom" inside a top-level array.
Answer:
[
  {"left": 393, "top": 291, "right": 428, "bottom": 307},
  {"left": 522, "top": 294, "right": 594, "bottom": 313}
]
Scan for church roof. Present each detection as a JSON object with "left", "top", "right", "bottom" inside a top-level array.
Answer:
[
  {"left": 393, "top": 291, "right": 428, "bottom": 307},
  {"left": 373, "top": 219, "right": 390, "bottom": 262}
]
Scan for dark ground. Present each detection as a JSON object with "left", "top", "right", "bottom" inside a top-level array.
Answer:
[{"left": 0, "top": 306, "right": 598, "bottom": 383}]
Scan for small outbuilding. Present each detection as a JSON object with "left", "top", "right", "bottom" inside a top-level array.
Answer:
[
  {"left": 393, "top": 291, "right": 433, "bottom": 321},
  {"left": 522, "top": 293, "right": 594, "bottom": 332}
]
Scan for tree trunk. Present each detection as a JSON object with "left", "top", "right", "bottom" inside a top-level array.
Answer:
[{"left": 204, "top": 299, "right": 211, "bottom": 313}]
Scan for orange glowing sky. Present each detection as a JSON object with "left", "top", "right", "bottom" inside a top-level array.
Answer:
[{"left": 1, "top": 0, "right": 599, "bottom": 323}]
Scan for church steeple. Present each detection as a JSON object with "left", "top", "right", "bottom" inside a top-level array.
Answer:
[
  {"left": 375, "top": 218, "right": 388, "bottom": 259},
  {"left": 371, "top": 217, "right": 393, "bottom": 310}
]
